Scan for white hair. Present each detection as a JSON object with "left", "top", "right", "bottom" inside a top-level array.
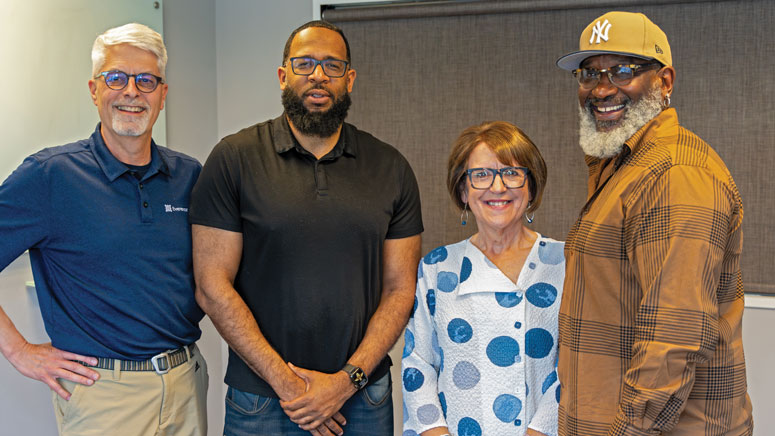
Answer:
[
  {"left": 578, "top": 84, "right": 663, "bottom": 158},
  {"left": 91, "top": 23, "right": 167, "bottom": 80}
]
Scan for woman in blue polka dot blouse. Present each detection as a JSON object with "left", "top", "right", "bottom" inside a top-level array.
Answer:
[{"left": 401, "top": 121, "right": 564, "bottom": 436}]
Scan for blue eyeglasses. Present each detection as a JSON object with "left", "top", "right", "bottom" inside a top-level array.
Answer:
[
  {"left": 96, "top": 70, "right": 164, "bottom": 93},
  {"left": 465, "top": 167, "right": 530, "bottom": 190}
]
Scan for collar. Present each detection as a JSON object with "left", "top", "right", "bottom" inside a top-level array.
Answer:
[
  {"left": 270, "top": 114, "right": 356, "bottom": 159},
  {"left": 89, "top": 123, "right": 170, "bottom": 182},
  {"left": 456, "top": 237, "right": 541, "bottom": 296}
]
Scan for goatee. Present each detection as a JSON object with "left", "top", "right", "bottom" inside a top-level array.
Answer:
[
  {"left": 578, "top": 84, "right": 663, "bottom": 158},
  {"left": 282, "top": 87, "right": 352, "bottom": 138}
]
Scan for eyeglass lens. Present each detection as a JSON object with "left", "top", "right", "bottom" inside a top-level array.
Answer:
[
  {"left": 290, "top": 57, "right": 347, "bottom": 77},
  {"left": 468, "top": 167, "right": 527, "bottom": 189},
  {"left": 576, "top": 64, "right": 658, "bottom": 89},
  {"left": 102, "top": 71, "right": 160, "bottom": 92}
]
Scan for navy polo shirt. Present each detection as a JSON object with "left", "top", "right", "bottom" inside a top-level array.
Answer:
[
  {"left": 190, "top": 115, "right": 424, "bottom": 396},
  {"left": 0, "top": 124, "right": 203, "bottom": 359}
]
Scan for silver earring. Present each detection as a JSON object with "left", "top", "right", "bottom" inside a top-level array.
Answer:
[
  {"left": 664, "top": 94, "right": 671, "bottom": 108},
  {"left": 525, "top": 203, "right": 534, "bottom": 223},
  {"left": 460, "top": 202, "right": 469, "bottom": 226}
]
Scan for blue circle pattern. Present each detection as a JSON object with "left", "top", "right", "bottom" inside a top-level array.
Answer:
[
  {"left": 424, "top": 246, "right": 448, "bottom": 265},
  {"left": 495, "top": 292, "right": 523, "bottom": 308},
  {"left": 542, "top": 370, "right": 557, "bottom": 394},
  {"left": 538, "top": 241, "right": 564, "bottom": 265},
  {"left": 411, "top": 295, "right": 418, "bottom": 319},
  {"left": 525, "top": 328, "right": 553, "bottom": 359},
  {"left": 452, "top": 361, "right": 480, "bottom": 390},
  {"left": 526, "top": 282, "right": 557, "bottom": 308},
  {"left": 447, "top": 318, "right": 473, "bottom": 343},
  {"left": 403, "top": 367, "right": 424, "bottom": 392},
  {"left": 402, "top": 431, "right": 419, "bottom": 436},
  {"left": 417, "top": 404, "right": 440, "bottom": 425},
  {"left": 555, "top": 384, "right": 561, "bottom": 403},
  {"left": 460, "top": 257, "right": 472, "bottom": 283},
  {"left": 486, "top": 336, "right": 521, "bottom": 367},
  {"left": 403, "top": 329, "right": 415, "bottom": 358},
  {"left": 426, "top": 289, "right": 436, "bottom": 316},
  {"left": 438, "top": 392, "right": 447, "bottom": 418},
  {"left": 458, "top": 417, "right": 482, "bottom": 436},
  {"left": 403, "top": 401, "right": 409, "bottom": 423},
  {"left": 493, "top": 394, "right": 522, "bottom": 423},
  {"left": 437, "top": 271, "right": 458, "bottom": 293}
]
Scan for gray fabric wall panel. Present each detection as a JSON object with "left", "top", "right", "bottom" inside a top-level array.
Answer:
[{"left": 329, "top": 0, "right": 774, "bottom": 294}]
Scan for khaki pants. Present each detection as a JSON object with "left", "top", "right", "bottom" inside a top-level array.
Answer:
[{"left": 52, "top": 346, "right": 208, "bottom": 436}]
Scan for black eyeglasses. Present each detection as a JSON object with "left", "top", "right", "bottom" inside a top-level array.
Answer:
[
  {"left": 465, "top": 167, "right": 530, "bottom": 190},
  {"left": 287, "top": 57, "right": 349, "bottom": 78},
  {"left": 572, "top": 63, "right": 661, "bottom": 89},
  {"left": 96, "top": 70, "right": 164, "bottom": 93}
]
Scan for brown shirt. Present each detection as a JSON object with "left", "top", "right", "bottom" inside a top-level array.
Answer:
[{"left": 558, "top": 108, "right": 753, "bottom": 436}]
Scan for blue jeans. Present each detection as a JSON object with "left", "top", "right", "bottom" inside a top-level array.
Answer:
[{"left": 224, "top": 372, "right": 393, "bottom": 436}]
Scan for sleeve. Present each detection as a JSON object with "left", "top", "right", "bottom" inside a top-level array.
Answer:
[
  {"left": 608, "top": 165, "right": 732, "bottom": 435},
  {"left": 188, "top": 139, "right": 243, "bottom": 232},
  {"left": 385, "top": 154, "right": 424, "bottom": 239},
  {"left": 0, "top": 156, "right": 50, "bottom": 270},
  {"left": 527, "top": 249, "right": 564, "bottom": 436},
  {"left": 401, "top": 258, "right": 447, "bottom": 434}
]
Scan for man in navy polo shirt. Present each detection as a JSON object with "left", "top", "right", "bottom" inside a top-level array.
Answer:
[
  {"left": 0, "top": 23, "right": 208, "bottom": 435},
  {"left": 190, "top": 20, "right": 423, "bottom": 436}
]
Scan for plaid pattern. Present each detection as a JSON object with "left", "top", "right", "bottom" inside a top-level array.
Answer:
[{"left": 558, "top": 109, "right": 753, "bottom": 436}]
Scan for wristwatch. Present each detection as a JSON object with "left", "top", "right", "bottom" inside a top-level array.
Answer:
[{"left": 342, "top": 363, "right": 368, "bottom": 390}]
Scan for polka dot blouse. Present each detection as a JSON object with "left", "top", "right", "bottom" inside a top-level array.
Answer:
[{"left": 401, "top": 234, "right": 564, "bottom": 436}]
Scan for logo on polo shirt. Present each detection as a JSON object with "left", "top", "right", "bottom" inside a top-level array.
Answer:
[
  {"left": 164, "top": 204, "right": 189, "bottom": 213},
  {"left": 590, "top": 19, "right": 611, "bottom": 44}
]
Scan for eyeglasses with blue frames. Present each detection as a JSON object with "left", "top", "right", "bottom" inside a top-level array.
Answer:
[
  {"left": 96, "top": 70, "right": 164, "bottom": 93},
  {"left": 572, "top": 63, "right": 661, "bottom": 89},
  {"left": 465, "top": 167, "right": 530, "bottom": 190},
  {"left": 287, "top": 57, "right": 349, "bottom": 78}
]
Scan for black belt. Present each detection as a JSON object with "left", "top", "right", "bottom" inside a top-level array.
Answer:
[{"left": 80, "top": 344, "right": 197, "bottom": 375}]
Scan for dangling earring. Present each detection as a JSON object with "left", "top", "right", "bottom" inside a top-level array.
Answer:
[
  {"left": 460, "top": 202, "right": 469, "bottom": 226},
  {"left": 524, "top": 202, "right": 534, "bottom": 224},
  {"left": 664, "top": 94, "right": 671, "bottom": 108}
]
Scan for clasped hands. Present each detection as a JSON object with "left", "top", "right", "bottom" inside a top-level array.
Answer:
[{"left": 280, "top": 362, "right": 358, "bottom": 436}]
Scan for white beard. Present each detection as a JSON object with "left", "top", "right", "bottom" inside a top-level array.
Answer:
[
  {"left": 578, "top": 85, "right": 663, "bottom": 158},
  {"left": 110, "top": 103, "right": 151, "bottom": 137}
]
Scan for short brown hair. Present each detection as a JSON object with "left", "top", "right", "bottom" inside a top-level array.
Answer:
[{"left": 447, "top": 121, "right": 547, "bottom": 214}]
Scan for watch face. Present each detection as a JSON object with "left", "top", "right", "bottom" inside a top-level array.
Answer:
[{"left": 345, "top": 364, "right": 368, "bottom": 389}]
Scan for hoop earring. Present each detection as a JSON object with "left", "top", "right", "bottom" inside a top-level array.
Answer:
[
  {"left": 664, "top": 94, "right": 671, "bottom": 108},
  {"left": 460, "top": 202, "right": 469, "bottom": 226},
  {"left": 524, "top": 202, "right": 534, "bottom": 224}
]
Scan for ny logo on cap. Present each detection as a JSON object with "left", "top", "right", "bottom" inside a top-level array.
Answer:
[{"left": 590, "top": 19, "right": 611, "bottom": 44}]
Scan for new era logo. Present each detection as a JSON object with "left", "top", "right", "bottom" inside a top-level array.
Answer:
[
  {"left": 589, "top": 19, "right": 611, "bottom": 44},
  {"left": 655, "top": 44, "right": 663, "bottom": 54}
]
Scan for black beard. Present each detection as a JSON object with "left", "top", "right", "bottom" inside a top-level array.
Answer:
[{"left": 281, "top": 87, "right": 351, "bottom": 138}]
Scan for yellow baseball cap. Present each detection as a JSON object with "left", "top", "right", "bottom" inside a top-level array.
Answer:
[{"left": 557, "top": 11, "right": 672, "bottom": 70}]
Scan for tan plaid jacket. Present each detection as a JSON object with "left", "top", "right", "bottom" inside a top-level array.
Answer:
[{"left": 558, "top": 109, "right": 753, "bottom": 436}]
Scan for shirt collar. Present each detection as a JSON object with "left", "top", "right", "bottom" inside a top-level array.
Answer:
[
  {"left": 457, "top": 238, "right": 522, "bottom": 296},
  {"left": 271, "top": 114, "right": 356, "bottom": 159},
  {"left": 89, "top": 123, "right": 170, "bottom": 182}
]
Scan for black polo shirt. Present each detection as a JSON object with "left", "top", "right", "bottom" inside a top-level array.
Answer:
[{"left": 190, "top": 115, "right": 423, "bottom": 396}]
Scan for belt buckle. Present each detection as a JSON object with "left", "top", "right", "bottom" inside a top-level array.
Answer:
[{"left": 151, "top": 351, "right": 170, "bottom": 375}]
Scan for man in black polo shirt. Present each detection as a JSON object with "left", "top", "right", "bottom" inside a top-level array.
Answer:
[{"left": 190, "top": 20, "right": 423, "bottom": 436}]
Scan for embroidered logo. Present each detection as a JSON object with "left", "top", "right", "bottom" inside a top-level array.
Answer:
[
  {"left": 164, "top": 204, "right": 188, "bottom": 213},
  {"left": 655, "top": 44, "right": 663, "bottom": 54},
  {"left": 589, "top": 19, "right": 612, "bottom": 44}
]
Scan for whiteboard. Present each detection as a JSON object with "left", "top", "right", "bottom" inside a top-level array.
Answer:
[{"left": 0, "top": 0, "right": 165, "bottom": 182}]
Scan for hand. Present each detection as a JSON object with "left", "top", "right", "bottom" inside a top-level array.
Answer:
[
  {"left": 6, "top": 341, "right": 99, "bottom": 400},
  {"left": 280, "top": 362, "right": 356, "bottom": 433}
]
